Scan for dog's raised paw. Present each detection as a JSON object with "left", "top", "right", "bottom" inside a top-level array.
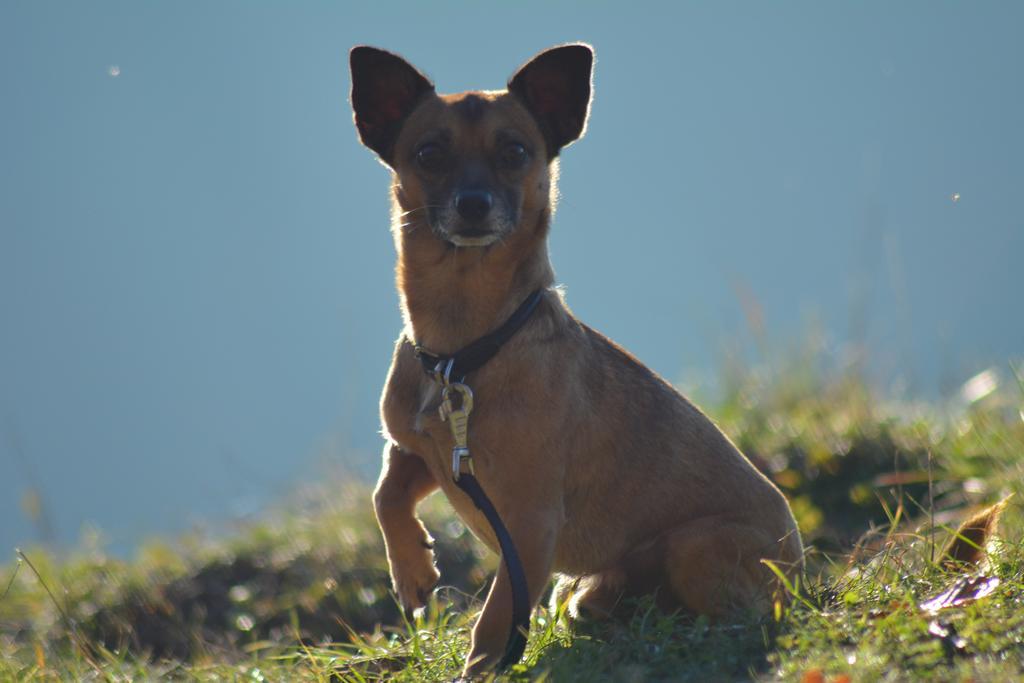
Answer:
[{"left": 391, "top": 552, "right": 441, "bottom": 614}]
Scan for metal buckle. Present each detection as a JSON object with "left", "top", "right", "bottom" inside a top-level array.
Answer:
[
  {"left": 438, "top": 382, "right": 474, "bottom": 481},
  {"left": 433, "top": 358, "right": 455, "bottom": 387}
]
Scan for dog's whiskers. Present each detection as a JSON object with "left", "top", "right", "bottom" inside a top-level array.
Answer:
[
  {"left": 397, "top": 221, "right": 426, "bottom": 233},
  {"left": 398, "top": 204, "right": 445, "bottom": 218}
]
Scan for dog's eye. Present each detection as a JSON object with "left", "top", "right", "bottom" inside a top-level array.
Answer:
[
  {"left": 499, "top": 142, "right": 528, "bottom": 170},
  {"left": 415, "top": 143, "right": 446, "bottom": 172}
]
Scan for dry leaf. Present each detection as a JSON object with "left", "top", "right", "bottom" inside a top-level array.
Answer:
[
  {"left": 920, "top": 574, "right": 1000, "bottom": 613},
  {"left": 941, "top": 495, "right": 1012, "bottom": 569},
  {"left": 800, "top": 670, "right": 826, "bottom": 683}
]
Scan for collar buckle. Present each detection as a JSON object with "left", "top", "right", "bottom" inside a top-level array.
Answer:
[
  {"left": 433, "top": 357, "right": 456, "bottom": 387},
  {"left": 412, "top": 289, "right": 545, "bottom": 382}
]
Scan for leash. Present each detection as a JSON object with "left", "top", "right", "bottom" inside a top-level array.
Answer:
[{"left": 412, "top": 289, "right": 543, "bottom": 670}]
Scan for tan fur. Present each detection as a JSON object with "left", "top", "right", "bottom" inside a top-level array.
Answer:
[{"left": 352, "top": 45, "right": 804, "bottom": 677}]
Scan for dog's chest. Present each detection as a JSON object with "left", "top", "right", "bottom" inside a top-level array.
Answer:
[
  {"left": 381, "top": 367, "right": 510, "bottom": 549},
  {"left": 381, "top": 364, "right": 444, "bottom": 446}
]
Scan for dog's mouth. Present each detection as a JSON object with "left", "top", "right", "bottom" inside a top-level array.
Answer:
[
  {"left": 428, "top": 204, "right": 512, "bottom": 249},
  {"left": 443, "top": 227, "right": 501, "bottom": 248}
]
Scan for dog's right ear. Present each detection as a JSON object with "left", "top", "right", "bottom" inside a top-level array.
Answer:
[{"left": 350, "top": 46, "right": 434, "bottom": 166}]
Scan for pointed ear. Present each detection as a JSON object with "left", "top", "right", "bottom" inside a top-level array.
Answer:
[
  {"left": 508, "top": 43, "right": 593, "bottom": 158},
  {"left": 350, "top": 46, "right": 435, "bottom": 165}
]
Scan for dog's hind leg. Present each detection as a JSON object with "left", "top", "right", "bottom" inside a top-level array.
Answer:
[
  {"left": 551, "top": 568, "right": 628, "bottom": 621},
  {"left": 662, "top": 517, "right": 801, "bottom": 619},
  {"left": 373, "top": 443, "right": 441, "bottom": 615}
]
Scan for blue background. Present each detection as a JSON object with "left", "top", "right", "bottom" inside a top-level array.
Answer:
[{"left": 1, "top": 1, "right": 1021, "bottom": 552}]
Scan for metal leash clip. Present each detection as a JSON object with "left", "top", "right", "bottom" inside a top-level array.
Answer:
[{"left": 438, "top": 382, "right": 474, "bottom": 480}]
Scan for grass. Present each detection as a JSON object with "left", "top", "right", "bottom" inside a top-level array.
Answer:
[{"left": 1, "top": 360, "right": 1023, "bottom": 681}]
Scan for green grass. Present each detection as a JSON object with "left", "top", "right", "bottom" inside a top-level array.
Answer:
[{"left": 2, "top": 362, "right": 1023, "bottom": 681}]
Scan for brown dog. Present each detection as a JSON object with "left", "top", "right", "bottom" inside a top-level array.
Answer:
[{"left": 349, "top": 43, "right": 804, "bottom": 676}]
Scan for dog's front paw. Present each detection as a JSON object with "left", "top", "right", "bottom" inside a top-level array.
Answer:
[{"left": 390, "top": 545, "right": 441, "bottom": 615}]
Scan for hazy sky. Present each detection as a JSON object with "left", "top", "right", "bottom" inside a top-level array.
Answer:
[{"left": 2, "top": 1, "right": 1021, "bottom": 552}]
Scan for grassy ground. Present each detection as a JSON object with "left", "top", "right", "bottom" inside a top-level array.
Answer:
[{"left": 2, "top": 362, "right": 1023, "bottom": 681}]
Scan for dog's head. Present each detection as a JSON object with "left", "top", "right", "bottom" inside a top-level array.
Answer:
[{"left": 350, "top": 44, "right": 593, "bottom": 249}]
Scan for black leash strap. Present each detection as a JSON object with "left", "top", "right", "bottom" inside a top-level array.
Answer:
[
  {"left": 455, "top": 473, "right": 531, "bottom": 670},
  {"left": 412, "top": 288, "right": 544, "bottom": 670}
]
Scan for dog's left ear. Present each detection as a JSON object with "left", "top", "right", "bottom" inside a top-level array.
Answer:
[
  {"left": 350, "top": 46, "right": 435, "bottom": 166},
  {"left": 508, "top": 43, "right": 593, "bottom": 158}
]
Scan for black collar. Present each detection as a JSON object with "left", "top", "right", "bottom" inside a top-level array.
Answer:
[{"left": 413, "top": 289, "right": 545, "bottom": 382}]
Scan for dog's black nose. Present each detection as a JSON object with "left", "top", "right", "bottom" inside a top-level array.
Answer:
[{"left": 455, "top": 189, "right": 493, "bottom": 223}]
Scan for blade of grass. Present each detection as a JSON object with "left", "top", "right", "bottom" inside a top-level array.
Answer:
[
  {"left": 0, "top": 555, "right": 22, "bottom": 603},
  {"left": 15, "top": 549, "right": 103, "bottom": 673},
  {"left": 761, "top": 559, "right": 817, "bottom": 613}
]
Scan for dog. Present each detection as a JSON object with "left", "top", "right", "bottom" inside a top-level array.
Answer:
[{"left": 349, "top": 43, "right": 805, "bottom": 677}]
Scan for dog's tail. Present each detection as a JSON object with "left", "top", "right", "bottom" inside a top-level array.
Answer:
[{"left": 939, "top": 494, "right": 1013, "bottom": 569}]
